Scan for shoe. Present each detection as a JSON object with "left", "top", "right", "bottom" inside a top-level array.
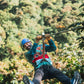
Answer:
[
  {"left": 23, "top": 75, "right": 34, "bottom": 84},
  {"left": 23, "top": 75, "right": 30, "bottom": 84},
  {"left": 71, "top": 71, "right": 81, "bottom": 84}
]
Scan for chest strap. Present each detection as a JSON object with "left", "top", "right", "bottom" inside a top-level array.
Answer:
[{"left": 32, "top": 54, "right": 49, "bottom": 63}]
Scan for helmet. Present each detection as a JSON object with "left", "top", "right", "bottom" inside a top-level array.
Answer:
[{"left": 21, "top": 38, "right": 30, "bottom": 46}]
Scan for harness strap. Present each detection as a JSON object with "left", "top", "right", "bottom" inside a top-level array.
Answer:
[{"left": 32, "top": 54, "right": 49, "bottom": 63}]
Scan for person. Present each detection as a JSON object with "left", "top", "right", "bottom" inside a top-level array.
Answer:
[{"left": 21, "top": 34, "right": 80, "bottom": 84}]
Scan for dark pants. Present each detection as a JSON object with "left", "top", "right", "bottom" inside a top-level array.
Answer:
[{"left": 32, "top": 65, "right": 71, "bottom": 84}]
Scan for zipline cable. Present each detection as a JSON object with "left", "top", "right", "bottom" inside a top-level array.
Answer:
[{"left": 21, "top": 26, "right": 84, "bottom": 37}]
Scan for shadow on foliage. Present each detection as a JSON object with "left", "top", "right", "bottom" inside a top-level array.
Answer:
[
  {"left": 9, "top": 2, "right": 28, "bottom": 14},
  {"left": 78, "top": 13, "right": 84, "bottom": 17},
  {"left": 62, "top": 0, "right": 78, "bottom": 4},
  {"left": 0, "top": 74, "right": 13, "bottom": 84},
  {"left": 40, "top": 2, "right": 49, "bottom": 10},
  {"left": 77, "top": 36, "right": 84, "bottom": 49},
  {"left": 19, "top": 2, "right": 31, "bottom": 7},
  {"left": 11, "top": 16, "right": 22, "bottom": 25},
  {"left": 68, "top": 22, "right": 84, "bottom": 28},
  {"left": 0, "top": 63, "right": 18, "bottom": 84},
  {"left": 9, "top": 6, "right": 18, "bottom": 14},
  {"left": 62, "top": 0, "right": 67, "bottom": 4},
  {"left": 57, "top": 15, "right": 64, "bottom": 22},
  {"left": 54, "top": 34, "right": 69, "bottom": 48},
  {"left": 79, "top": 3, "right": 84, "bottom": 8},
  {"left": 0, "top": 47, "right": 13, "bottom": 61},
  {"left": 0, "top": 0, "right": 8, "bottom": 10},
  {"left": 71, "top": 0, "right": 78, "bottom": 4}
]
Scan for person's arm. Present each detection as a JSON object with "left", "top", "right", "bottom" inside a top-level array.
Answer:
[
  {"left": 35, "top": 34, "right": 56, "bottom": 52},
  {"left": 45, "top": 36, "right": 56, "bottom": 52}
]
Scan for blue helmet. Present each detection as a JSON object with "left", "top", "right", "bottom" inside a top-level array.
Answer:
[{"left": 21, "top": 38, "right": 31, "bottom": 46}]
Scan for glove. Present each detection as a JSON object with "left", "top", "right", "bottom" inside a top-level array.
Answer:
[
  {"left": 45, "top": 34, "right": 51, "bottom": 40},
  {"left": 36, "top": 35, "right": 42, "bottom": 40},
  {"left": 45, "top": 34, "right": 50, "bottom": 37}
]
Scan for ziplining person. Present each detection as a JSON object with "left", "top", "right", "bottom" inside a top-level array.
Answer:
[{"left": 21, "top": 34, "right": 80, "bottom": 84}]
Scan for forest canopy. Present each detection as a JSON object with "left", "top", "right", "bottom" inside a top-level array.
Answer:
[{"left": 0, "top": 0, "right": 84, "bottom": 84}]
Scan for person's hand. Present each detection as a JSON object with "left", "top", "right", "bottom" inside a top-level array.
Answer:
[
  {"left": 36, "top": 35, "right": 42, "bottom": 43},
  {"left": 45, "top": 34, "right": 51, "bottom": 41}
]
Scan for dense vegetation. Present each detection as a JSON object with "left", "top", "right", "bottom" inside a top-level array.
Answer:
[{"left": 0, "top": 0, "right": 84, "bottom": 84}]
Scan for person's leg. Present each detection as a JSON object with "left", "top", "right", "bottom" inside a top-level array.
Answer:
[
  {"left": 32, "top": 68, "right": 44, "bottom": 84},
  {"left": 23, "top": 68, "right": 44, "bottom": 84},
  {"left": 49, "top": 66, "right": 71, "bottom": 84}
]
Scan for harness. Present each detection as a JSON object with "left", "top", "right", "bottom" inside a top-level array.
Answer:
[
  {"left": 32, "top": 44, "right": 52, "bottom": 66},
  {"left": 32, "top": 54, "right": 49, "bottom": 63}
]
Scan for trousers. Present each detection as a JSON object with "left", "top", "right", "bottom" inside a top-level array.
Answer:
[{"left": 32, "top": 65, "right": 71, "bottom": 84}]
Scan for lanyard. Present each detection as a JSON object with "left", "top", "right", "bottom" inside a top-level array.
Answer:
[{"left": 42, "top": 32, "right": 45, "bottom": 60}]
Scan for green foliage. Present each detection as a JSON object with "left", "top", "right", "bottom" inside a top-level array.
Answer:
[
  {"left": 0, "top": 0, "right": 84, "bottom": 83},
  {"left": 0, "top": 0, "right": 9, "bottom": 10},
  {"left": 0, "top": 74, "right": 3, "bottom": 83}
]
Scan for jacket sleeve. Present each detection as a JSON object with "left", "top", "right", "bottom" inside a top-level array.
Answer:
[{"left": 45, "top": 39, "right": 56, "bottom": 52}]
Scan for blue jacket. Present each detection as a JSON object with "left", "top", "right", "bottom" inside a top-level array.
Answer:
[{"left": 24, "top": 39, "right": 56, "bottom": 69}]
